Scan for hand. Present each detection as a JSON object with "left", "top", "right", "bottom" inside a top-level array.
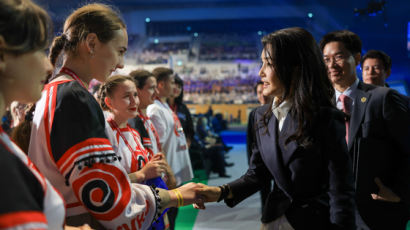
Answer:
[
  {"left": 153, "top": 152, "right": 166, "bottom": 161},
  {"left": 371, "top": 177, "right": 401, "bottom": 203},
  {"left": 173, "top": 182, "right": 206, "bottom": 207},
  {"left": 197, "top": 184, "right": 222, "bottom": 203},
  {"left": 140, "top": 159, "right": 167, "bottom": 180}
]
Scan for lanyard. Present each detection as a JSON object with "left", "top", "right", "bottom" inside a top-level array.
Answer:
[
  {"left": 107, "top": 118, "right": 148, "bottom": 163},
  {"left": 138, "top": 109, "right": 162, "bottom": 152},
  {"left": 60, "top": 67, "right": 88, "bottom": 89}
]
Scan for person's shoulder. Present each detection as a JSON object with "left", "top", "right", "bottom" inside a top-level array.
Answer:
[
  {"left": 361, "top": 82, "right": 407, "bottom": 105},
  {"left": 147, "top": 103, "right": 162, "bottom": 115},
  {"left": 0, "top": 145, "right": 44, "bottom": 197},
  {"left": 358, "top": 81, "right": 391, "bottom": 96},
  {"left": 255, "top": 104, "right": 270, "bottom": 116},
  {"left": 55, "top": 81, "right": 97, "bottom": 107}
]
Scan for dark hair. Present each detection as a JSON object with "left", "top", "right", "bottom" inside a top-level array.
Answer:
[
  {"left": 98, "top": 75, "right": 136, "bottom": 111},
  {"left": 0, "top": 0, "right": 52, "bottom": 55},
  {"left": 49, "top": 3, "right": 126, "bottom": 66},
  {"left": 360, "top": 49, "right": 391, "bottom": 71},
  {"left": 254, "top": 81, "right": 263, "bottom": 94},
  {"left": 152, "top": 67, "right": 173, "bottom": 83},
  {"left": 319, "top": 30, "right": 362, "bottom": 56},
  {"left": 173, "top": 74, "right": 184, "bottom": 105},
  {"left": 129, "top": 69, "right": 154, "bottom": 89},
  {"left": 261, "top": 27, "right": 334, "bottom": 146}
]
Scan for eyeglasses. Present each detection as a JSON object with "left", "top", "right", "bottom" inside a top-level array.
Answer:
[{"left": 323, "top": 53, "right": 351, "bottom": 65}]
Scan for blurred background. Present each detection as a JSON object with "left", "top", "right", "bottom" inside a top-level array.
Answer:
[
  {"left": 28, "top": 1, "right": 410, "bottom": 229},
  {"left": 36, "top": 0, "right": 410, "bottom": 126}
]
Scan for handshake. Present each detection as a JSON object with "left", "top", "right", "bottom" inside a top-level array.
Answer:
[{"left": 165, "top": 182, "right": 231, "bottom": 210}]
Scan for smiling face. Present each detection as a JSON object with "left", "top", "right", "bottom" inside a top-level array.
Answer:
[
  {"left": 258, "top": 48, "right": 284, "bottom": 99},
  {"left": 362, "top": 58, "right": 389, "bottom": 86},
  {"left": 323, "top": 41, "right": 359, "bottom": 91},
  {"left": 90, "top": 28, "right": 128, "bottom": 82},
  {"left": 107, "top": 79, "right": 139, "bottom": 123},
  {"left": 0, "top": 50, "right": 52, "bottom": 105},
  {"left": 137, "top": 76, "right": 157, "bottom": 109}
]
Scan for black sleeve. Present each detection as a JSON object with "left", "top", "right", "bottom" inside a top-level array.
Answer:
[
  {"left": 50, "top": 82, "right": 107, "bottom": 162},
  {"left": 0, "top": 146, "right": 46, "bottom": 224},
  {"left": 321, "top": 108, "right": 356, "bottom": 229},
  {"left": 246, "top": 109, "right": 256, "bottom": 164},
  {"left": 225, "top": 108, "right": 272, "bottom": 207},
  {"left": 383, "top": 90, "right": 410, "bottom": 204}
]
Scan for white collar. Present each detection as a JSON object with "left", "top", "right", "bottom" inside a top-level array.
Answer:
[
  {"left": 335, "top": 78, "right": 359, "bottom": 101},
  {"left": 272, "top": 98, "right": 292, "bottom": 121}
]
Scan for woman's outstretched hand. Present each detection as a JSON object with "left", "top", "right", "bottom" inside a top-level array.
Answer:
[
  {"left": 167, "top": 182, "right": 206, "bottom": 208},
  {"left": 190, "top": 184, "right": 222, "bottom": 209}
]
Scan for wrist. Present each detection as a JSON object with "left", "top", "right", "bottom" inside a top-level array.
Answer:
[
  {"left": 157, "top": 188, "right": 171, "bottom": 211},
  {"left": 129, "top": 171, "right": 145, "bottom": 183},
  {"left": 217, "top": 184, "right": 231, "bottom": 202}
]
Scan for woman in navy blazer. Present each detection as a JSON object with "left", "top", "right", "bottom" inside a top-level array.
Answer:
[{"left": 195, "top": 27, "right": 356, "bottom": 230}]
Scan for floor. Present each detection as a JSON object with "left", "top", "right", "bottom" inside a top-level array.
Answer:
[{"left": 175, "top": 143, "right": 263, "bottom": 230}]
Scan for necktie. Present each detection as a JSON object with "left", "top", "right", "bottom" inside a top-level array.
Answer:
[{"left": 339, "top": 94, "right": 351, "bottom": 143}]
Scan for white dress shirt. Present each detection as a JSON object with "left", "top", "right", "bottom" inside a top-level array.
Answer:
[
  {"left": 335, "top": 78, "right": 359, "bottom": 112},
  {"left": 272, "top": 98, "right": 292, "bottom": 131}
]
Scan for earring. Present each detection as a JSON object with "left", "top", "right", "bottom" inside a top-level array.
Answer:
[{"left": 90, "top": 50, "right": 95, "bottom": 57}]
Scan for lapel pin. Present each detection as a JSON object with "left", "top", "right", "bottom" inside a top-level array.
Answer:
[{"left": 361, "top": 97, "right": 367, "bottom": 103}]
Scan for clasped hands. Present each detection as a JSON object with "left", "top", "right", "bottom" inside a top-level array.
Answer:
[{"left": 169, "top": 183, "right": 224, "bottom": 209}]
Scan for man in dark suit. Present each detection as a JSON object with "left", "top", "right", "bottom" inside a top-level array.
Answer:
[
  {"left": 361, "top": 50, "right": 410, "bottom": 108},
  {"left": 361, "top": 50, "right": 392, "bottom": 87},
  {"left": 320, "top": 30, "right": 410, "bottom": 230}
]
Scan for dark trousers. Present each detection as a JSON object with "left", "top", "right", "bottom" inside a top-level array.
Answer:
[{"left": 167, "top": 207, "right": 179, "bottom": 230}]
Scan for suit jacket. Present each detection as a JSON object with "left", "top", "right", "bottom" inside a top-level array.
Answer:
[
  {"left": 225, "top": 105, "right": 356, "bottom": 230},
  {"left": 348, "top": 82, "right": 410, "bottom": 229},
  {"left": 246, "top": 108, "right": 257, "bottom": 163}
]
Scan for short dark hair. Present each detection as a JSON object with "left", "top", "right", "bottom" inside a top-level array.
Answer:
[
  {"left": 319, "top": 30, "right": 362, "bottom": 55},
  {"left": 152, "top": 67, "right": 173, "bottom": 83},
  {"left": 360, "top": 50, "right": 391, "bottom": 71},
  {"left": 0, "top": 0, "right": 52, "bottom": 55},
  {"left": 129, "top": 69, "right": 153, "bottom": 89}
]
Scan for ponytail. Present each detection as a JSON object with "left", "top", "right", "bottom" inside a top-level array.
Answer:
[{"left": 48, "top": 34, "right": 67, "bottom": 67}]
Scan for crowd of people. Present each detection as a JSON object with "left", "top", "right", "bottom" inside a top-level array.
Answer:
[
  {"left": 0, "top": 0, "right": 409, "bottom": 230},
  {"left": 183, "top": 75, "right": 261, "bottom": 104},
  {"left": 198, "top": 33, "right": 259, "bottom": 61}
]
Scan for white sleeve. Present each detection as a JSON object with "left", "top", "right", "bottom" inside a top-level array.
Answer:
[
  {"left": 147, "top": 106, "right": 168, "bottom": 145},
  {"left": 66, "top": 142, "right": 161, "bottom": 230}
]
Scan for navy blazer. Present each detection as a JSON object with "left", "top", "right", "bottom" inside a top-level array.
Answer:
[
  {"left": 225, "top": 105, "right": 356, "bottom": 230},
  {"left": 348, "top": 82, "right": 410, "bottom": 229}
]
